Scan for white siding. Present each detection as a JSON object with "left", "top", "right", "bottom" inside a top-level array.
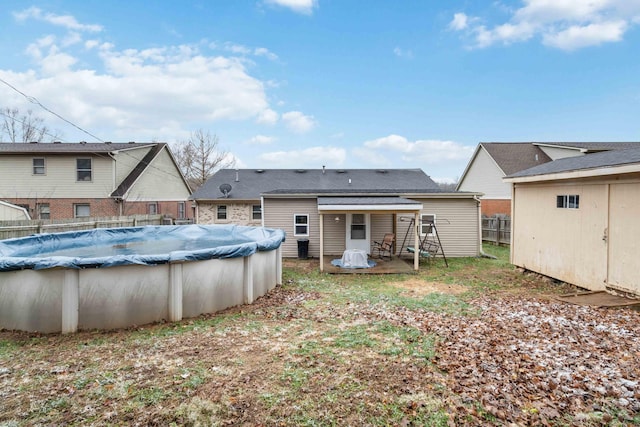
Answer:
[
  {"left": 0, "top": 202, "right": 30, "bottom": 220},
  {"left": 263, "top": 198, "right": 319, "bottom": 258},
  {"left": 113, "top": 146, "right": 153, "bottom": 185},
  {"left": 124, "top": 148, "right": 190, "bottom": 201},
  {"left": 457, "top": 148, "right": 510, "bottom": 199},
  {"left": 396, "top": 198, "right": 480, "bottom": 257},
  {"left": 537, "top": 146, "right": 584, "bottom": 161},
  {"left": 0, "top": 154, "right": 113, "bottom": 198}
]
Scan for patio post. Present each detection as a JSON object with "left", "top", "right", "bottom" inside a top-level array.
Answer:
[
  {"left": 414, "top": 211, "right": 420, "bottom": 270},
  {"left": 319, "top": 213, "right": 324, "bottom": 272}
]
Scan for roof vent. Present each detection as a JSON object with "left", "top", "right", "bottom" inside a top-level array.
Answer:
[
  {"left": 105, "top": 141, "right": 112, "bottom": 144},
  {"left": 29, "top": 141, "right": 38, "bottom": 144},
  {"left": 255, "top": 169, "right": 264, "bottom": 173},
  {"left": 79, "top": 141, "right": 87, "bottom": 145},
  {"left": 53, "top": 141, "right": 61, "bottom": 144},
  {"left": 219, "top": 183, "right": 232, "bottom": 198},
  {"left": 336, "top": 170, "right": 346, "bottom": 174},
  {"left": 376, "top": 169, "right": 388, "bottom": 174},
  {"left": 128, "top": 141, "right": 135, "bottom": 144},
  {"left": 295, "top": 169, "right": 306, "bottom": 173}
]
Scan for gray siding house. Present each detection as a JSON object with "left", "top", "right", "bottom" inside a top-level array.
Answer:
[{"left": 191, "top": 168, "right": 482, "bottom": 271}]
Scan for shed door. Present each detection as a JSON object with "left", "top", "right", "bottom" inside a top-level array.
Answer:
[
  {"left": 606, "top": 183, "right": 640, "bottom": 295},
  {"left": 346, "top": 213, "right": 371, "bottom": 253}
]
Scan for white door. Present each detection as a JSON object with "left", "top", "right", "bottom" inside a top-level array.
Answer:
[{"left": 346, "top": 213, "right": 370, "bottom": 253}]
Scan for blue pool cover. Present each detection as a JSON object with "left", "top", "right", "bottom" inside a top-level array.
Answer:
[{"left": 0, "top": 224, "right": 286, "bottom": 271}]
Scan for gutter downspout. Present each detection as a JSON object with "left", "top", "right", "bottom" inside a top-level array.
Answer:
[{"left": 474, "top": 195, "right": 497, "bottom": 259}]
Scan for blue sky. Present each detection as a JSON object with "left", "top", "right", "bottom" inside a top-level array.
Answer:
[{"left": 1, "top": 0, "right": 639, "bottom": 182}]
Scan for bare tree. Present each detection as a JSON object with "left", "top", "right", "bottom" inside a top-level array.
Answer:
[
  {"left": 0, "top": 107, "right": 62, "bottom": 142},
  {"left": 437, "top": 178, "right": 459, "bottom": 192},
  {"left": 173, "top": 129, "right": 235, "bottom": 189}
]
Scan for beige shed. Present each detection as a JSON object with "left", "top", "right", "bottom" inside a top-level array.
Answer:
[{"left": 504, "top": 148, "right": 640, "bottom": 297}]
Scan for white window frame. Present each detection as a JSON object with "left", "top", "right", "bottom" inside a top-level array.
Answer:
[
  {"left": 556, "top": 195, "right": 580, "bottom": 209},
  {"left": 76, "top": 158, "right": 92, "bottom": 182},
  {"left": 252, "top": 204, "right": 262, "bottom": 220},
  {"left": 37, "top": 203, "right": 50, "bottom": 220},
  {"left": 217, "top": 205, "right": 227, "bottom": 220},
  {"left": 420, "top": 214, "right": 436, "bottom": 236},
  {"left": 33, "top": 158, "right": 46, "bottom": 175},
  {"left": 294, "top": 214, "right": 309, "bottom": 236},
  {"left": 74, "top": 204, "right": 90, "bottom": 218}
]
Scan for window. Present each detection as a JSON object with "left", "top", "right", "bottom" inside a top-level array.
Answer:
[
  {"left": 33, "top": 158, "right": 45, "bottom": 175},
  {"left": 37, "top": 203, "right": 50, "bottom": 219},
  {"left": 252, "top": 205, "right": 262, "bottom": 220},
  {"left": 351, "top": 213, "right": 366, "bottom": 240},
  {"left": 76, "top": 158, "right": 92, "bottom": 181},
  {"left": 74, "top": 204, "right": 90, "bottom": 218},
  {"left": 294, "top": 214, "right": 309, "bottom": 236},
  {"left": 557, "top": 195, "right": 580, "bottom": 209},
  {"left": 177, "top": 202, "right": 186, "bottom": 219},
  {"left": 420, "top": 214, "right": 436, "bottom": 236},
  {"left": 148, "top": 202, "right": 158, "bottom": 215},
  {"left": 217, "top": 205, "right": 227, "bottom": 220}
]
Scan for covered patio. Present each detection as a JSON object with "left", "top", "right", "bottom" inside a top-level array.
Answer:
[{"left": 317, "top": 196, "right": 423, "bottom": 273}]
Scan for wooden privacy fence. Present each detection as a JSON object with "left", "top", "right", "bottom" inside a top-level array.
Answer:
[
  {"left": 482, "top": 216, "right": 511, "bottom": 245},
  {"left": 0, "top": 214, "right": 165, "bottom": 240}
]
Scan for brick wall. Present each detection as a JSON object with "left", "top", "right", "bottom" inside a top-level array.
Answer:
[
  {"left": 481, "top": 199, "right": 512, "bottom": 217},
  {"left": 3, "top": 198, "right": 192, "bottom": 220}
]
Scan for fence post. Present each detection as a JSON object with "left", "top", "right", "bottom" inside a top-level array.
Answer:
[{"left": 495, "top": 218, "right": 501, "bottom": 245}]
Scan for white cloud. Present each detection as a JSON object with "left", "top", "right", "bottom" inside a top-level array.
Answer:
[
  {"left": 259, "top": 146, "right": 345, "bottom": 167},
  {"left": 254, "top": 47, "right": 279, "bottom": 61},
  {"left": 247, "top": 134, "right": 275, "bottom": 144},
  {"left": 282, "top": 111, "right": 316, "bottom": 133},
  {"left": 264, "top": 0, "right": 317, "bottom": 15},
  {"left": 13, "top": 7, "right": 102, "bottom": 32},
  {"left": 357, "top": 134, "right": 474, "bottom": 165},
  {"left": 451, "top": 0, "right": 640, "bottom": 50},
  {"left": 257, "top": 109, "right": 279, "bottom": 125},
  {"left": 0, "top": 9, "right": 283, "bottom": 142},
  {"left": 449, "top": 13, "right": 469, "bottom": 31},
  {"left": 543, "top": 20, "right": 628, "bottom": 50},
  {"left": 393, "top": 47, "right": 414, "bottom": 59}
]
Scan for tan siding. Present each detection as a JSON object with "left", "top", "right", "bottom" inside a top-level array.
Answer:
[
  {"left": 512, "top": 182, "right": 608, "bottom": 290},
  {"left": 396, "top": 199, "right": 480, "bottom": 257},
  {"left": 458, "top": 148, "right": 510, "bottom": 199},
  {"left": 264, "top": 198, "right": 319, "bottom": 258},
  {"left": 113, "top": 146, "right": 153, "bottom": 185},
  {"left": 0, "top": 154, "right": 113, "bottom": 198},
  {"left": 125, "top": 148, "right": 190, "bottom": 201},
  {"left": 323, "top": 214, "right": 345, "bottom": 256},
  {"left": 607, "top": 182, "right": 640, "bottom": 295},
  {"left": 370, "top": 214, "right": 394, "bottom": 253}
]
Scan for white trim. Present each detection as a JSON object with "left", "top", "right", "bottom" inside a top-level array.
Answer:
[
  {"left": 504, "top": 163, "right": 640, "bottom": 183},
  {"left": 318, "top": 204, "right": 422, "bottom": 212},
  {"left": 293, "top": 213, "right": 309, "bottom": 236}
]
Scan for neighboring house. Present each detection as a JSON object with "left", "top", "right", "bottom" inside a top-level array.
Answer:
[
  {"left": 504, "top": 147, "right": 640, "bottom": 297},
  {"left": 191, "top": 168, "right": 482, "bottom": 271},
  {"left": 0, "top": 200, "right": 30, "bottom": 221},
  {"left": 457, "top": 142, "right": 640, "bottom": 216},
  {"left": 0, "top": 142, "right": 192, "bottom": 220}
]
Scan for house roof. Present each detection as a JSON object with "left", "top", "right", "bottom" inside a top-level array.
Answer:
[
  {"left": 506, "top": 147, "right": 640, "bottom": 179},
  {"left": 481, "top": 143, "right": 552, "bottom": 175},
  {"left": 0, "top": 142, "right": 157, "bottom": 153},
  {"left": 191, "top": 168, "right": 444, "bottom": 200},
  {"left": 531, "top": 142, "right": 640, "bottom": 153},
  {"left": 111, "top": 143, "right": 166, "bottom": 198}
]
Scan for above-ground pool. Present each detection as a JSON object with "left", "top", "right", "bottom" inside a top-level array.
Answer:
[{"left": 0, "top": 225, "right": 285, "bottom": 333}]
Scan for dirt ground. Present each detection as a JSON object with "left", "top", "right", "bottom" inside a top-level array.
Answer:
[{"left": 1, "top": 258, "right": 639, "bottom": 426}]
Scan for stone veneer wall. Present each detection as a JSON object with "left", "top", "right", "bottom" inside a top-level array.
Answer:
[{"left": 198, "top": 202, "right": 261, "bottom": 226}]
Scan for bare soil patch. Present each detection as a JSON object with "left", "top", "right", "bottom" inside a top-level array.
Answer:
[{"left": 387, "top": 278, "right": 469, "bottom": 296}]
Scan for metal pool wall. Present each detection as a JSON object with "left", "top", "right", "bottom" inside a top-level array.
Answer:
[{"left": 0, "top": 225, "right": 284, "bottom": 333}]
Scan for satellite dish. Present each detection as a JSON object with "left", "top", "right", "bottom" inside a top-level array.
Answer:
[{"left": 219, "top": 183, "right": 232, "bottom": 198}]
